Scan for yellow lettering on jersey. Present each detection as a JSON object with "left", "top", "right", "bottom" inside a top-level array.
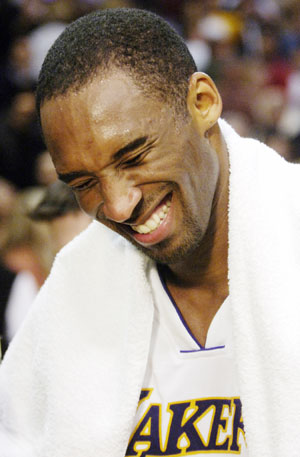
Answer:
[{"left": 126, "top": 392, "right": 247, "bottom": 456}]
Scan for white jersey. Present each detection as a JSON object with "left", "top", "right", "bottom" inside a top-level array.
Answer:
[{"left": 126, "top": 264, "right": 247, "bottom": 456}]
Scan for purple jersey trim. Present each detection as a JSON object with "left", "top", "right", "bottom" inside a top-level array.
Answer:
[
  {"left": 157, "top": 266, "right": 225, "bottom": 352},
  {"left": 180, "top": 346, "right": 225, "bottom": 353}
]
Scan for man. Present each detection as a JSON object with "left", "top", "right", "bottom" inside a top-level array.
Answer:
[{"left": 0, "top": 8, "right": 300, "bottom": 457}]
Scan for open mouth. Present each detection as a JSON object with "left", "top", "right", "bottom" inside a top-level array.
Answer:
[
  {"left": 125, "top": 193, "right": 173, "bottom": 246},
  {"left": 131, "top": 196, "right": 171, "bottom": 234}
]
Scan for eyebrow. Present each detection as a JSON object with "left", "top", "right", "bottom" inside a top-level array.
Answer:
[{"left": 58, "top": 136, "right": 149, "bottom": 184}]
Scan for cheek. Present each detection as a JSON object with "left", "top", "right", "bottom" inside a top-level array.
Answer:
[
  {"left": 197, "top": 159, "right": 219, "bottom": 222},
  {"left": 182, "top": 147, "right": 219, "bottom": 213},
  {"left": 193, "top": 143, "right": 219, "bottom": 192}
]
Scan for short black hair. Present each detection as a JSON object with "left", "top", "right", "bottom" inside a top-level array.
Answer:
[{"left": 36, "top": 8, "right": 197, "bottom": 117}]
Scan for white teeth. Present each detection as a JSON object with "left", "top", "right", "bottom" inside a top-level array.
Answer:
[
  {"left": 153, "top": 214, "right": 160, "bottom": 224},
  {"left": 139, "top": 224, "right": 151, "bottom": 234},
  {"left": 132, "top": 198, "right": 171, "bottom": 234},
  {"left": 145, "top": 219, "right": 157, "bottom": 230}
]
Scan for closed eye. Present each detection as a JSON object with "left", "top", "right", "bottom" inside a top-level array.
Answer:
[
  {"left": 71, "top": 179, "right": 96, "bottom": 192},
  {"left": 122, "top": 144, "right": 154, "bottom": 168},
  {"left": 122, "top": 153, "right": 144, "bottom": 168},
  {"left": 120, "top": 138, "right": 156, "bottom": 169}
]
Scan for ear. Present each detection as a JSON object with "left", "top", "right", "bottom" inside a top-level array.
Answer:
[{"left": 187, "top": 72, "right": 222, "bottom": 137}]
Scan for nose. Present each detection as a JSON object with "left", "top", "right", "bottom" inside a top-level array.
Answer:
[{"left": 100, "top": 177, "right": 142, "bottom": 223}]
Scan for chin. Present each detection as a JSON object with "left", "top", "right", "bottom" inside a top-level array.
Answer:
[{"left": 133, "top": 231, "right": 204, "bottom": 266}]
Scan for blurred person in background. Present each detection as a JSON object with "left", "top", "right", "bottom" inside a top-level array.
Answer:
[
  {"left": 30, "top": 180, "right": 91, "bottom": 253},
  {"left": 0, "top": 181, "right": 90, "bottom": 354},
  {"left": 0, "top": 187, "right": 53, "bottom": 347}
]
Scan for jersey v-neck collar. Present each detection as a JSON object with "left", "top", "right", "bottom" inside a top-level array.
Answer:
[{"left": 149, "top": 264, "right": 230, "bottom": 353}]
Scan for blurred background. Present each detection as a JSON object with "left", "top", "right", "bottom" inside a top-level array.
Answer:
[{"left": 0, "top": 0, "right": 300, "bottom": 352}]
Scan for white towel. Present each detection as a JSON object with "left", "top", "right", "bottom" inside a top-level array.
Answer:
[
  {"left": 0, "top": 223, "right": 155, "bottom": 457},
  {"left": 225, "top": 119, "right": 300, "bottom": 456},
  {"left": 0, "top": 120, "right": 300, "bottom": 457}
]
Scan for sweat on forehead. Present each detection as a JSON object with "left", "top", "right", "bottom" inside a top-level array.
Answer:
[{"left": 36, "top": 8, "right": 197, "bottom": 117}]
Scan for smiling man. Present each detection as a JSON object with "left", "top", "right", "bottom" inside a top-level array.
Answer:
[{"left": 1, "top": 8, "right": 300, "bottom": 457}]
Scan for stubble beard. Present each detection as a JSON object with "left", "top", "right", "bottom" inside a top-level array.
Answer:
[{"left": 132, "top": 207, "right": 205, "bottom": 266}]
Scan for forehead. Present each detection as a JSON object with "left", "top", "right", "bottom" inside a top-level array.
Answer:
[{"left": 40, "top": 71, "right": 175, "bottom": 170}]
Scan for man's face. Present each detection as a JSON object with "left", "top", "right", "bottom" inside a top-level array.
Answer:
[{"left": 40, "top": 70, "right": 219, "bottom": 264}]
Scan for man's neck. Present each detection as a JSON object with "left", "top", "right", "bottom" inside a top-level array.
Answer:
[{"left": 159, "top": 126, "right": 229, "bottom": 345}]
